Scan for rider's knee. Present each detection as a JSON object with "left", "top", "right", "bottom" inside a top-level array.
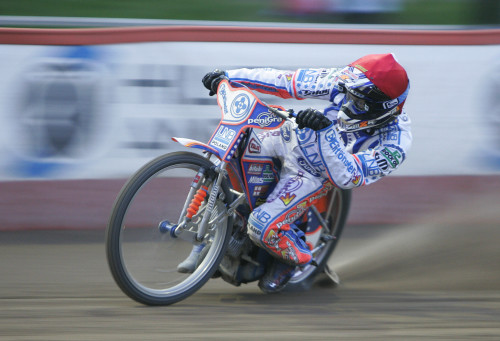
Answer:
[
  {"left": 247, "top": 209, "right": 270, "bottom": 245},
  {"left": 247, "top": 221, "right": 264, "bottom": 246}
]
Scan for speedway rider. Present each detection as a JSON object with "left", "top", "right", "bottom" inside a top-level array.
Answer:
[{"left": 181, "top": 53, "right": 411, "bottom": 293}]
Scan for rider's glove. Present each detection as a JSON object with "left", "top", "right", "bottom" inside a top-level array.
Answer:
[
  {"left": 296, "top": 108, "right": 332, "bottom": 131},
  {"left": 202, "top": 69, "right": 226, "bottom": 96}
]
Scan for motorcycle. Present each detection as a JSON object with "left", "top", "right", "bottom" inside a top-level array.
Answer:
[{"left": 105, "top": 79, "right": 351, "bottom": 306}]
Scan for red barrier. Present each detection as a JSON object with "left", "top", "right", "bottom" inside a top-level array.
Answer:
[
  {"left": 1, "top": 26, "right": 500, "bottom": 46},
  {"left": 1, "top": 175, "right": 500, "bottom": 230}
]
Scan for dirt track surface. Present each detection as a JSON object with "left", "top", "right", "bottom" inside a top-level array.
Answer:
[{"left": 2, "top": 195, "right": 500, "bottom": 340}]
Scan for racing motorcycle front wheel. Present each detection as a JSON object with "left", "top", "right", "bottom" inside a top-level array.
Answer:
[{"left": 105, "top": 152, "right": 232, "bottom": 306}]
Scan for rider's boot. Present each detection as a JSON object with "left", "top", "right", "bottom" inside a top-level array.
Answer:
[
  {"left": 177, "top": 244, "right": 205, "bottom": 273},
  {"left": 258, "top": 259, "right": 296, "bottom": 294}
]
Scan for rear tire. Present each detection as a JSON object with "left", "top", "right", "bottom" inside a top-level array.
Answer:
[{"left": 285, "top": 187, "right": 351, "bottom": 292}]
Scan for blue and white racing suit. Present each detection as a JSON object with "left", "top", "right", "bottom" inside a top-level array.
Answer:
[{"left": 226, "top": 67, "right": 412, "bottom": 266}]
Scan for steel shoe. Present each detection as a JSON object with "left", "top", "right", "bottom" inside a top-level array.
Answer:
[{"left": 258, "top": 260, "right": 296, "bottom": 294}]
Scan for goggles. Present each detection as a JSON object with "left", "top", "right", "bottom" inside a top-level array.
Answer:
[{"left": 342, "top": 81, "right": 410, "bottom": 121}]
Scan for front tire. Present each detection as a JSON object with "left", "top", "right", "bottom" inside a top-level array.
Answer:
[{"left": 105, "top": 152, "right": 232, "bottom": 306}]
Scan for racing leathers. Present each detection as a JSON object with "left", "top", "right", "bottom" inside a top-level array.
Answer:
[{"left": 225, "top": 66, "right": 412, "bottom": 267}]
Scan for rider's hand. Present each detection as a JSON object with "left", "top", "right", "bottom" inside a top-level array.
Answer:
[
  {"left": 202, "top": 69, "right": 226, "bottom": 96},
  {"left": 296, "top": 108, "right": 332, "bottom": 131}
]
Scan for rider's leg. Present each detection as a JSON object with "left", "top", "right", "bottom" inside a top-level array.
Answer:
[
  {"left": 177, "top": 243, "right": 205, "bottom": 273},
  {"left": 241, "top": 124, "right": 331, "bottom": 292},
  {"left": 247, "top": 172, "right": 329, "bottom": 292}
]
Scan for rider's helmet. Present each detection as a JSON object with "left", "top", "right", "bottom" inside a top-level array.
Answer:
[{"left": 337, "top": 53, "right": 410, "bottom": 132}]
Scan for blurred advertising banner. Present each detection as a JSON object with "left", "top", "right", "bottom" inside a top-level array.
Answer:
[{"left": 0, "top": 28, "right": 500, "bottom": 181}]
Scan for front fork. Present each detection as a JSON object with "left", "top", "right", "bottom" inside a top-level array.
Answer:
[
  {"left": 159, "top": 161, "right": 245, "bottom": 244},
  {"left": 195, "top": 162, "right": 226, "bottom": 241}
]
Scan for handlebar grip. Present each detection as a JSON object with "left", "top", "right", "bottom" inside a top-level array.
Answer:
[{"left": 268, "top": 107, "right": 295, "bottom": 121}]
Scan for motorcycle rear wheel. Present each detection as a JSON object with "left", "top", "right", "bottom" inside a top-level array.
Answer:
[
  {"left": 105, "top": 152, "right": 232, "bottom": 306},
  {"left": 285, "top": 187, "right": 351, "bottom": 291}
]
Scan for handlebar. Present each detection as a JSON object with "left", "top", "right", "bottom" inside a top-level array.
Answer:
[{"left": 267, "top": 107, "right": 296, "bottom": 121}]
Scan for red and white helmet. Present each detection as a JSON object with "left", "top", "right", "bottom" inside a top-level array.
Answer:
[{"left": 338, "top": 53, "right": 410, "bottom": 132}]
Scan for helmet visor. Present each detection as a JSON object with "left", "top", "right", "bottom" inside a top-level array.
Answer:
[
  {"left": 342, "top": 78, "right": 410, "bottom": 121},
  {"left": 342, "top": 87, "right": 403, "bottom": 121},
  {"left": 345, "top": 91, "right": 369, "bottom": 113}
]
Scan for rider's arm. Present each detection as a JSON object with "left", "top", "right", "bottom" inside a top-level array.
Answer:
[
  {"left": 226, "top": 67, "right": 341, "bottom": 101},
  {"left": 315, "top": 121, "right": 412, "bottom": 189}
]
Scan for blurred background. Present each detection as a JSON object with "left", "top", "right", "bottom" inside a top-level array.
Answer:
[
  {"left": 1, "top": 0, "right": 500, "bottom": 26},
  {"left": 1, "top": 0, "right": 500, "bottom": 230},
  {"left": 1, "top": 1, "right": 500, "bottom": 225}
]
